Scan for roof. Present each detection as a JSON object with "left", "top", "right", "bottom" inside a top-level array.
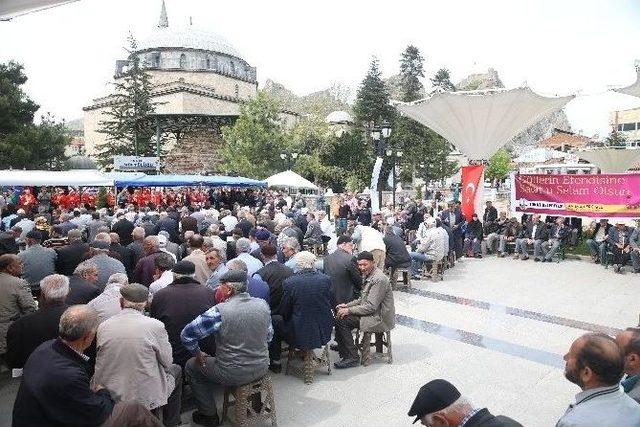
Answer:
[
  {"left": 537, "top": 131, "right": 590, "bottom": 149},
  {"left": 326, "top": 111, "right": 353, "bottom": 124},
  {"left": 266, "top": 170, "right": 318, "bottom": 190},
  {"left": 137, "top": 26, "right": 244, "bottom": 60}
]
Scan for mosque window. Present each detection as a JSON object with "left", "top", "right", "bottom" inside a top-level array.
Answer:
[
  {"left": 179, "top": 53, "right": 187, "bottom": 68},
  {"left": 230, "top": 61, "right": 235, "bottom": 74},
  {"left": 235, "top": 84, "right": 239, "bottom": 98},
  {"left": 152, "top": 53, "right": 161, "bottom": 68},
  {"left": 206, "top": 57, "right": 211, "bottom": 69}
]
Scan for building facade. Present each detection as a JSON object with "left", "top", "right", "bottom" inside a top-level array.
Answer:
[{"left": 610, "top": 107, "right": 640, "bottom": 148}]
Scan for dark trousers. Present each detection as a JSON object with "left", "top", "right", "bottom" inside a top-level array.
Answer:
[
  {"left": 269, "top": 315, "right": 294, "bottom": 362},
  {"left": 612, "top": 245, "right": 631, "bottom": 266},
  {"left": 334, "top": 315, "right": 361, "bottom": 360},
  {"left": 151, "top": 364, "right": 183, "bottom": 427}
]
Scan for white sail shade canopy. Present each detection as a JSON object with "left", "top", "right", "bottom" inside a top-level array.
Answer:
[
  {"left": 266, "top": 170, "right": 318, "bottom": 191},
  {"left": 614, "top": 70, "right": 640, "bottom": 98},
  {"left": 0, "top": 170, "right": 114, "bottom": 187},
  {"left": 396, "top": 88, "right": 574, "bottom": 161},
  {"left": 575, "top": 149, "right": 640, "bottom": 173},
  {"left": 0, "top": 0, "right": 79, "bottom": 20}
]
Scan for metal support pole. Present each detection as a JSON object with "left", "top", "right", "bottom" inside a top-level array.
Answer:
[
  {"left": 392, "top": 156, "right": 396, "bottom": 210},
  {"left": 155, "top": 117, "right": 161, "bottom": 174}
]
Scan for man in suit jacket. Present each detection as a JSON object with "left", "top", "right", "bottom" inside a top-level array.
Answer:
[
  {"left": 149, "top": 261, "right": 215, "bottom": 367},
  {"left": 440, "top": 203, "right": 465, "bottom": 257},
  {"left": 514, "top": 214, "right": 548, "bottom": 261},
  {"left": 586, "top": 219, "right": 611, "bottom": 263},
  {"left": 269, "top": 251, "right": 333, "bottom": 373},
  {"left": 616, "top": 327, "right": 640, "bottom": 404},
  {"left": 134, "top": 236, "right": 164, "bottom": 286},
  {"left": 108, "top": 232, "right": 135, "bottom": 279},
  {"left": 542, "top": 216, "right": 570, "bottom": 262},
  {"left": 67, "top": 260, "right": 101, "bottom": 305},
  {"left": 323, "top": 235, "right": 362, "bottom": 305},
  {"left": 6, "top": 274, "right": 69, "bottom": 369},
  {"left": 408, "top": 379, "right": 522, "bottom": 426},
  {"left": 334, "top": 251, "right": 395, "bottom": 369},
  {"left": 255, "top": 244, "right": 293, "bottom": 314},
  {"left": 93, "top": 283, "right": 182, "bottom": 425},
  {"left": 608, "top": 221, "right": 635, "bottom": 273},
  {"left": 110, "top": 213, "right": 134, "bottom": 246},
  {"left": 482, "top": 201, "right": 498, "bottom": 224},
  {"left": 182, "top": 234, "right": 212, "bottom": 285},
  {"left": 55, "top": 229, "right": 89, "bottom": 276}
]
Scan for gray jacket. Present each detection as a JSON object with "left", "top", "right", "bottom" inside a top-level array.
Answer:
[
  {"left": 556, "top": 385, "right": 640, "bottom": 427},
  {"left": 91, "top": 253, "right": 126, "bottom": 289},
  {"left": 18, "top": 245, "right": 57, "bottom": 288},
  {"left": 323, "top": 248, "right": 362, "bottom": 305},
  {"left": 345, "top": 267, "right": 395, "bottom": 333},
  {"left": 0, "top": 272, "right": 36, "bottom": 353}
]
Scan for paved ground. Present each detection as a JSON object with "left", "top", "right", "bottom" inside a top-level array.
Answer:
[{"left": 2, "top": 256, "right": 638, "bottom": 426}]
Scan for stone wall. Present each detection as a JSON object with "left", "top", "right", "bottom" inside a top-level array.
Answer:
[{"left": 163, "top": 126, "right": 226, "bottom": 174}]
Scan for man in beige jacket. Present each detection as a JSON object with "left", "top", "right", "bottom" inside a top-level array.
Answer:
[
  {"left": 334, "top": 250, "right": 395, "bottom": 369},
  {"left": 93, "top": 283, "right": 182, "bottom": 426},
  {"left": 0, "top": 254, "right": 36, "bottom": 358},
  {"left": 182, "top": 234, "right": 212, "bottom": 285}
]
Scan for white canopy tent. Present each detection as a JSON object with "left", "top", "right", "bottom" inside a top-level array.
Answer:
[
  {"left": 575, "top": 149, "right": 640, "bottom": 173},
  {"left": 396, "top": 87, "right": 575, "bottom": 160},
  {"left": 614, "top": 70, "right": 640, "bottom": 98},
  {"left": 0, "top": 170, "right": 113, "bottom": 187},
  {"left": 266, "top": 170, "right": 318, "bottom": 192},
  {"left": 0, "top": 0, "right": 79, "bottom": 20}
]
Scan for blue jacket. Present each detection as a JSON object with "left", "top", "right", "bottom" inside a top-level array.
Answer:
[
  {"left": 279, "top": 269, "right": 334, "bottom": 350},
  {"left": 607, "top": 226, "right": 635, "bottom": 247}
]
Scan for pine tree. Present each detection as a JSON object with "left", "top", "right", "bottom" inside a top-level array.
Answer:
[
  {"left": 353, "top": 57, "right": 394, "bottom": 126},
  {"left": 97, "top": 35, "right": 158, "bottom": 169},
  {"left": 399, "top": 45, "right": 425, "bottom": 102},
  {"left": 431, "top": 68, "right": 456, "bottom": 92}
]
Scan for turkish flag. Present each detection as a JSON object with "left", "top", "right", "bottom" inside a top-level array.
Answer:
[{"left": 461, "top": 165, "right": 484, "bottom": 220}]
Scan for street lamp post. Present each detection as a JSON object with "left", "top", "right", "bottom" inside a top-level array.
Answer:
[
  {"left": 370, "top": 121, "right": 392, "bottom": 209},
  {"left": 387, "top": 148, "right": 403, "bottom": 210},
  {"left": 279, "top": 151, "right": 299, "bottom": 170}
]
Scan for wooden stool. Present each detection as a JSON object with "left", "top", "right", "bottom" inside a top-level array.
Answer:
[
  {"left": 428, "top": 259, "right": 444, "bottom": 282},
  {"left": 285, "top": 344, "right": 331, "bottom": 384},
  {"left": 388, "top": 266, "right": 411, "bottom": 289},
  {"left": 359, "top": 331, "right": 393, "bottom": 366},
  {"left": 222, "top": 375, "right": 277, "bottom": 427}
]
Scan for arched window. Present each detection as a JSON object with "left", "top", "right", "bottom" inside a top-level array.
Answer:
[
  {"left": 179, "top": 53, "right": 187, "bottom": 68},
  {"left": 230, "top": 61, "right": 235, "bottom": 74},
  {"left": 235, "top": 84, "right": 239, "bottom": 98},
  {"left": 152, "top": 53, "right": 161, "bottom": 68},
  {"left": 206, "top": 57, "right": 211, "bottom": 69}
]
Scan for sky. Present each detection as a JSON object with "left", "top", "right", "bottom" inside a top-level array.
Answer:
[{"left": 1, "top": 0, "right": 640, "bottom": 137}]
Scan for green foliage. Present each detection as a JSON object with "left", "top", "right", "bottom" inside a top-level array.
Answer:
[
  {"left": 97, "top": 187, "right": 107, "bottom": 208},
  {"left": 220, "top": 91, "right": 287, "bottom": 179},
  {"left": 0, "top": 61, "right": 39, "bottom": 138},
  {"left": 485, "top": 148, "right": 512, "bottom": 181},
  {"left": 430, "top": 68, "right": 456, "bottom": 92},
  {"left": 0, "top": 114, "right": 69, "bottom": 169},
  {"left": 97, "top": 35, "right": 159, "bottom": 169},
  {"left": 399, "top": 46, "right": 425, "bottom": 102},
  {"left": 353, "top": 57, "right": 394, "bottom": 126},
  {"left": 605, "top": 130, "right": 627, "bottom": 147}
]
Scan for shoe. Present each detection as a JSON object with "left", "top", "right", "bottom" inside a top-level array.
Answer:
[
  {"left": 534, "top": 258, "right": 540, "bottom": 262},
  {"left": 475, "top": 254, "right": 482, "bottom": 259},
  {"left": 192, "top": 411, "right": 220, "bottom": 427},
  {"left": 521, "top": 256, "right": 529, "bottom": 261},
  {"left": 613, "top": 264, "right": 621, "bottom": 273},
  {"left": 334, "top": 358, "right": 360, "bottom": 369},
  {"left": 269, "top": 362, "right": 282, "bottom": 374},
  {"left": 594, "top": 259, "right": 600, "bottom": 264}
]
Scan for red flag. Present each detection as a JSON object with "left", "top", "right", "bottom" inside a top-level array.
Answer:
[{"left": 461, "top": 165, "right": 484, "bottom": 220}]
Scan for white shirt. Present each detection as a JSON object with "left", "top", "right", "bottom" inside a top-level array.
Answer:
[
  {"left": 148, "top": 270, "right": 174, "bottom": 301},
  {"left": 353, "top": 225, "right": 386, "bottom": 252},
  {"left": 233, "top": 252, "right": 264, "bottom": 276},
  {"left": 319, "top": 219, "right": 335, "bottom": 237},
  {"left": 220, "top": 215, "right": 238, "bottom": 231}
]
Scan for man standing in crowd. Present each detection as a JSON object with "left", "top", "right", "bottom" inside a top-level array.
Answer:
[
  {"left": 93, "top": 283, "right": 182, "bottom": 426},
  {"left": 408, "top": 379, "right": 522, "bottom": 426},
  {"left": 6, "top": 274, "right": 68, "bottom": 369},
  {"left": 127, "top": 227, "right": 146, "bottom": 266},
  {"left": 111, "top": 212, "right": 135, "bottom": 246},
  {"left": 255, "top": 244, "right": 293, "bottom": 314},
  {"left": 334, "top": 251, "right": 395, "bottom": 369},
  {"left": 150, "top": 260, "right": 215, "bottom": 367},
  {"left": 323, "top": 235, "right": 361, "bottom": 305},
  {"left": 615, "top": 327, "right": 640, "bottom": 403},
  {"left": 0, "top": 254, "right": 37, "bottom": 361},
  {"left": 557, "top": 332, "right": 640, "bottom": 426},
  {"left": 55, "top": 229, "right": 88, "bottom": 276},
  {"left": 181, "top": 270, "right": 272, "bottom": 427},
  {"left": 18, "top": 230, "right": 56, "bottom": 291}
]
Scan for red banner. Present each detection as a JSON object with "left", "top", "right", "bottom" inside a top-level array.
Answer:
[
  {"left": 461, "top": 165, "right": 484, "bottom": 220},
  {"left": 513, "top": 173, "right": 640, "bottom": 218}
]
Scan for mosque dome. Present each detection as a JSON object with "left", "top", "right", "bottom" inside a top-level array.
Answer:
[
  {"left": 66, "top": 155, "right": 97, "bottom": 170},
  {"left": 137, "top": 26, "right": 244, "bottom": 61},
  {"left": 326, "top": 111, "right": 354, "bottom": 124}
]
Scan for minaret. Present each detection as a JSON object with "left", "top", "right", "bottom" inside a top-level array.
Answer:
[{"left": 158, "top": 0, "right": 168, "bottom": 28}]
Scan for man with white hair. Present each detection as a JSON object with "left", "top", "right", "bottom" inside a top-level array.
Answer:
[
  {"left": 148, "top": 253, "right": 176, "bottom": 299},
  {"left": 409, "top": 217, "right": 446, "bottom": 279},
  {"left": 408, "top": 379, "right": 522, "bottom": 426},
  {"left": 88, "top": 273, "right": 129, "bottom": 324},
  {"left": 67, "top": 261, "right": 101, "bottom": 305},
  {"left": 269, "top": 251, "right": 333, "bottom": 375},
  {"left": 87, "top": 233, "right": 126, "bottom": 289},
  {"left": 6, "top": 274, "right": 69, "bottom": 369},
  {"left": 233, "top": 237, "right": 263, "bottom": 276},
  {"left": 94, "top": 283, "right": 182, "bottom": 426},
  {"left": 281, "top": 236, "right": 300, "bottom": 271}
]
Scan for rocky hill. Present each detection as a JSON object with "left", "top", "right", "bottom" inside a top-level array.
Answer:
[
  {"left": 263, "top": 80, "right": 351, "bottom": 118},
  {"left": 455, "top": 68, "right": 504, "bottom": 91}
]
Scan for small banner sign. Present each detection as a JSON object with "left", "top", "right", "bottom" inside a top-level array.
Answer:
[{"left": 113, "top": 156, "right": 160, "bottom": 171}]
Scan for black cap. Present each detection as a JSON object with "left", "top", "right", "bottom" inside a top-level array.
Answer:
[
  {"left": 172, "top": 260, "right": 195, "bottom": 275},
  {"left": 356, "top": 251, "right": 374, "bottom": 261},
  {"left": 337, "top": 235, "right": 353, "bottom": 245},
  {"left": 408, "top": 379, "right": 461, "bottom": 424},
  {"left": 219, "top": 269, "right": 247, "bottom": 283},
  {"left": 25, "top": 230, "right": 42, "bottom": 241}
]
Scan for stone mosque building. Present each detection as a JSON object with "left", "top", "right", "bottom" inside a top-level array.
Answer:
[{"left": 83, "top": 0, "right": 296, "bottom": 173}]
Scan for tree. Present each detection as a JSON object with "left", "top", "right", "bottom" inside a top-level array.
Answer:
[
  {"left": 0, "top": 114, "right": 68, "bottom": 170},
  {"left": 220, "top": 91, "right": 287, "bottom": 179},
  {"left": 399, "top": 45, "right": 425, "bottom": 102},
  {"left": 430, "top": 68, "right": 456, "bottom": 92},
  {"left": 97, "top": 35, "right": 159, "bottom": 168},
  {"left": 353, "top": 57, "right": 394, "bottom": 126},
  {"left": 0, "top": 61, "right": 39, "bottom": 138},
  {"left": 485, "top": 148, "right": 512, "bottom": 182},
  {"left": 604, "top": 130, "right": 627, "bottom": 148}
]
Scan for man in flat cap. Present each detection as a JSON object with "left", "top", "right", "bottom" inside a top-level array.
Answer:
[
  {"left": 408, "top": 379, "right": 522, "bottom": 426},
  {"left": 93, "top": 283, "right": 183, "bottom": 426},
  {"left": 181, "top": 269, "right": 272, "bottom": 427},
  {"left": 334, "top": 250, "right": 395, "bottom": 369}
]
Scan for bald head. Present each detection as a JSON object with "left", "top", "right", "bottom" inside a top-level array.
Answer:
[
  {"left": 132, "top": 227, "right": 145, "bottom": 241},
  {"left": 572, "top": 333, "right": 624, "bottom": 387},
  {"left": 109, "top": 232, "right": 120, "bottom": 244},
  {"left": 143, "top": 236, "right": 159, "bottom": 254},
  {"left": 59, "top": 305, "right": 99, "bottom": 349},
  {"left": 189, "top": 234, "right": 204, "bottom": 249}
]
